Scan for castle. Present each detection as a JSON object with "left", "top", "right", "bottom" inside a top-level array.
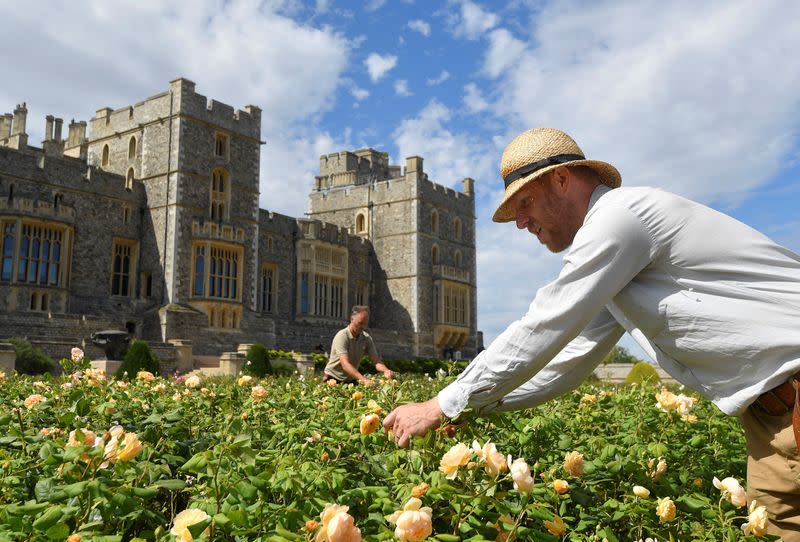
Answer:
[{"left": 0, "top": 79, "right": 481, "bottom": 365}]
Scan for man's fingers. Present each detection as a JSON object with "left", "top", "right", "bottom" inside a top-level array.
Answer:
[
  {"left": 383, "top": 409, "right": 396, "bottom": 430},
  {"left": 397, "top": 431, "right": 411, "bottom": 448}
]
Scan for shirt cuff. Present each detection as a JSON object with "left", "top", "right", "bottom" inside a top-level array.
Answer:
[{"left": 437, "top": 381, "right": 470, "bottom": 419}]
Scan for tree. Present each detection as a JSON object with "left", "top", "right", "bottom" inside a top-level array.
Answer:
[{"left": 602, "top": 345, "right": 639, "bottom": 365}]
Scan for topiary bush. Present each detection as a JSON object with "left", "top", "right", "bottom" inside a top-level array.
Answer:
[
  {"left": 245, "top": 343, "right": 272, "bottom": 377},
  {"left": 7, "top": 337, "right": 54, "bottom": 375},
  {"left": 625, "top": 361, "right": 661, "bottom": 385},
  {"left": 116, "top": 340, "right": 160, "bottom": 378}
]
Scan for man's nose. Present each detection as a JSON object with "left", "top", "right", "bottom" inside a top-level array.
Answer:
[{"left": 515, "top": 213, "right": 529, "bottom": 230}]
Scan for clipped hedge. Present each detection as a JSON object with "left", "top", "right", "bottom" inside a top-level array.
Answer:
[
  {"left": 116, "top": 340, "right": 160, "bottom": 377},
  {"left": 6, "top": 337, "right": 54, "bottom": 375},
  {"left": 625, "top": 361, "right": 662, "bottom": 385}
]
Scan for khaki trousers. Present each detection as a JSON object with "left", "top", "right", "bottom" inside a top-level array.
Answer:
[{"left": 740, "top": 406, "right": 800, "bottom": 540}]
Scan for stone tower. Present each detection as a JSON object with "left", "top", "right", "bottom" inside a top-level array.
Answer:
[
  {"left": 308, "top": 150, "right": 478, "bottom": 358},
  {"left": 85, "top": 78, "right": 262, "bottom": 336}
]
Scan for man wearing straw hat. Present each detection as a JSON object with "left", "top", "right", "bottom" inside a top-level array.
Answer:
[{"left": 384, "top": 127, "right": 800, "bottom": 537}]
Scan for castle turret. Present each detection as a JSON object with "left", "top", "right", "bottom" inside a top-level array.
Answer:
[
  {"left": 405, "top": 156, "right": 423, "bottom": 182},
  {"left": 462, "top": 177, "right": 474, "bottom": 197},
  {"left": 4, "top": 103, "right": 29, "bottom": 149},
  {"left": 0, "top": 114, "right": 12, "bottom": 140}
]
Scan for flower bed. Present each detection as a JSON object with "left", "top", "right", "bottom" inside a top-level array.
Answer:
[{"left": 0, "top": 353, "right": 767, "bottom": 541}]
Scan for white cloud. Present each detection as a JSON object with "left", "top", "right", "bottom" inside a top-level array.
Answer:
[
  {"left": 392, "top": 99, "right": 497, "bottom": 190},
  {"left": 364, "top": 53, "right": 398, "bottom": 82},
  {"left": 314, "top": 0, "right": 331, "bottom": 14},
  {"left": 0, "top": 0, "right": 352, "bottom": 221},
  {"left": 463, "top": 83, "right": 488, "bottom": 113},
  {"left": 448, "top": 0, "right": 498, "bottom": 40},
  {"left": 366, "top": 0, "right": 387, "bottom": 11},
  {"left": 483, "top": 28, "right": 526, "bottom": 78},
  {"left": 491, "top": 1, "right": 800, "bottom": 205},
  {"left": 394, "top": 79, "right": 413, "bottom": 97},
  {"left": 426, "top": 70, "right": 451, "bottom": 86},
  {"left": 350, "top": 85, "right": 370, "bottom": 101},
  {"left": 408, "top": 19, "right": 431, "bottom": 37}
]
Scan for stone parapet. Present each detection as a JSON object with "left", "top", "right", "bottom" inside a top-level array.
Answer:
[{"left": 0, "top": 342, "right": 15, "bottom": 373}]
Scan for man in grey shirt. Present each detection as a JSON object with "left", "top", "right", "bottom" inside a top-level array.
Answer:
[
  {"left": 384, "top": 128, "right": 800, "bottom": 538},
  {"left": 324, "top": 305, "right": 394, "bottom": 384}
]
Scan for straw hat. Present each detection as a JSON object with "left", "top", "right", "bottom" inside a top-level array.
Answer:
[{"left": 493, "top": 128, "right": 621, "bottom": 222}]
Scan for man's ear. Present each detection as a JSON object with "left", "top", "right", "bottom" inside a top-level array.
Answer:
[{"left": 550, "top": 166, "right": 570, "bottom": 192}]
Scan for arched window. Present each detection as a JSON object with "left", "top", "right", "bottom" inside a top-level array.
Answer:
[
  {"left": 128, "top": 136, "right": 136, "bottom": 160},
  {"left": 431, "top": 244, "right": 439, "bottom": 265},
  {"left": 355, "top": 212, "right": 366, "bottom": 234},
  {"left": 7, "top": 184, "right": 13, "bottom": 203},
  {"left": 210, "top": 168, "right": 229, "bottom": 220},
  {"left": 455, "top": 250, "right": 462, "bottom": 267},
  {"left": 102, "top": 144, "right": 109, "bottom": 167},
  {"left": 454, "top": 218, "right": 462, "bottom": 240},
  {"left": 431, "top": 209, "right": 439, "bottom": 234},
  {"left": 126, "top": 168, "right": 134, "bottom": 190}
]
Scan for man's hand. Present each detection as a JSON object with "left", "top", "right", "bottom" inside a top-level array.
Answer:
[
  {"left": 381, "top": 368, "right": 394, "bottom": 380},
  {"left": 383, "top": 397, "right": 443, "bottom": 448}
]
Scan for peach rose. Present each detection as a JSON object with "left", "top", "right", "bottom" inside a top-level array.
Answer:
[
  {"left": 71, "top": 347, "right": 84, "bottom": 363},
  {"left": 238, "top": 375, "right": 253, "bottom": 386},
  {"left": 316, "top": 504, "right": 361, "bottom": 542},
  {"left": 511, "top": 458, "right": 534, "bottom": 492},
  {"left": 439, "top": 442, "right": 472, "bottom": 479},
  {"left": 24, "top": 393, "right": 47, "bottom": 409},
  {"left": 471, "top": 441, "right": 507, "bottom": 477},
  {"left": 185, "top": 375, "right": 201, "bottom": 389},
  {"left": 553, "top": 479, "right": 569, "bottom": 495},
  {"left": 367, "top": 399, "right": 384, "bottom": 415},
  {"left": 411, "top": 482, "right": 429, "bottom": 498},
  {"left": 137, "top": 371, "right": 155, "bottom": 382},
  {"left": 359, "top": 414, "right": 380, "bottom": 435},
  {"left": 563, "top": 451, "right": 584, "bottom": 477},
  {"left": 251, "top": 385, "right": 268, "bottom": 400},
  {"left": 713, "top": 476, "right": 746, "bottom": 508},
  {"left": 387, "top": 498, "right": 432, "bottom": 542}
]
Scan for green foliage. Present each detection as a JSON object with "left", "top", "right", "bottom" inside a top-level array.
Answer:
[
  {"left": 625, "top": 361, "right": 662, "bottom": 385},
  {"left": 116, "top": 340, "right": 160, "bottom": 377},
  {"left": 0, "top": 358, "right": 754, "bottom": 541},
  {"left": 602, "top": 345, "right": 640, "bottom": 365},
  {"left": 269, "top": 358, "right": 297, "bottom": 376},
  {"left": 6, "top": 337, "right": 54, "bottom": 375},
  {"left": 245, "top": 344, "right": 272, "bottom": 377}
]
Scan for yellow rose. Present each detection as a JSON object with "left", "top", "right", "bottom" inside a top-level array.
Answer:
[
  {"left": 116, "top": 432, "right": 143, "bottom": 462},
  {"left": 544, "top": 515, "right": 566, "bottom": 537},
  {"left": 238, "top": 375, "right": 253, "bottom": 386},
  {"left": 741, "top": 500, "right": 768, "bottom": 536},
  {"left": 153, "top": 383, "right": 166, "bottom": 393},
  {"left": 439, "top": 443, "right": 472, "bottom": 479},
  {"left": 137, "top": 371, "right": 155, "bottom": 382},
  {"left": 24, "top": 394, "right": 47, "bottom": 409},
  {"left": 251, "top": 385, "right": 268, "bottom": 400},
  {"left": 351, "top": 391, "right": 363, "bottom": 401},
  {"left": 185, "top": 375, "right": 201, "bottom": 389},
  {"left": 0, "top": 371, "right": 5, "bottom": 381},
  {"left": 66, "top": 534, "right": 81, "bottom": 542},
  {"left": 633, "top": 485, "right": 650, "bottom": 498},
  {"left": 553, "top": 479, "right": 569, "bottom": 495},
  {"left": 654, "top": 388, "right": 678, "bottom": 412},
  {"left": 580, "top": 393, "right": 597, "bottom": 404},
  {"left": 656, "top": 497, "right": 676, "bottom": 523},
  {"left": 367, "top": 399, "right": 384, "bottom": 415},
  {"left": 327, "top": 379, "right": 338, "bottom": 387},
  {"left": 387, "top": 498, "right": 432, "bottom": 542},
  {"left": 170, "top": 508, "right": 210, "bottom": 542},
  {"left": 359, "top": 414, "right": 380, "bottom": 435},
  {"left": 563, "top": 451, "right": 584, "bottom": 477}
]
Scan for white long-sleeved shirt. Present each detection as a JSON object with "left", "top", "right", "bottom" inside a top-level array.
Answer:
[{"left": 438, "top": 185, "right": 800, "bottom": 417}]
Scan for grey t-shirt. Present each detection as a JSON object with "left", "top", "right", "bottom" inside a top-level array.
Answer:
[{"left": 324, "top": 327, "right": 379, "bottom": 381}]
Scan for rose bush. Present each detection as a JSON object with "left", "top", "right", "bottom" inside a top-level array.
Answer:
[{"left": 0, "top": 350, "right": 768, "bottom": 541}]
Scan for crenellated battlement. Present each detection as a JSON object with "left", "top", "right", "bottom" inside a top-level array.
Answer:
[
  {"left": 88, "top": 78, "right": 261, "bottom": 142},
  {"left": 317, "top": 148, "right": 394, "bottom": 190}
]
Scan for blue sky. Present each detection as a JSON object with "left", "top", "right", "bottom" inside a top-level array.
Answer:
[{"left": 2, "top": 0, "right": 799, "bottom": 359}]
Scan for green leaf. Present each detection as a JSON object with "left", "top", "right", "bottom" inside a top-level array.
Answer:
[
  {"left": 186, "top": 517, "right": 212, "bottom": 539},
  {"left": 45, "top": 523, "right": 69, "bottom": 540},
  {"left": 179, "top": 452, "right": 209, "bottom": 473},
  {"left": 151, "top": 479, "right": 186, "bottom": 491},
  {"left": 32, "top": 506, "right": 63, "bottom": 530}
]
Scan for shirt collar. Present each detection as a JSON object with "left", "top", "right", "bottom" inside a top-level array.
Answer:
[{"left": 587, "top": 184, "right": 613, "bottom": 213}]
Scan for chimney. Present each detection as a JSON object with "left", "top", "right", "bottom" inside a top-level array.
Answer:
[
  {"left": 462, "top": 177, "right": 474, "bottom": 197},
  {"left": 54, "top": 118, "right": 63, "bottom": 142},
  {"left": 0, "top": 114, "right": 11, "bottom": 139},
  {"left": 44, "top": 115, "right": 54, "bottom": 142},
  {"left": 405, "top": 156, "right": 423, "bottom": 182},
  {"left": 11, "top": 103, "right": 27, "bottom": 136},
  {"left": 63, "top": 119, "right": 88, "bottom": 160}
]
